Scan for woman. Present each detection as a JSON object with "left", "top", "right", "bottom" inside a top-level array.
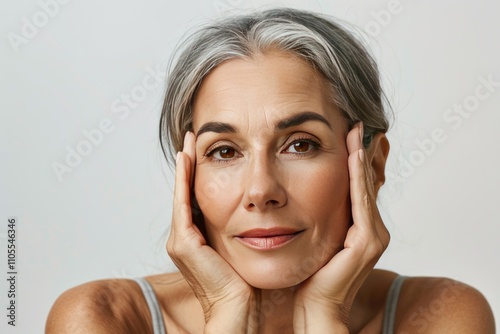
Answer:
[{"left": 46, "top": 8, "right": 495, "bottom": 333}]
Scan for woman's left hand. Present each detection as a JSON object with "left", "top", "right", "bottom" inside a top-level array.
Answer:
[{"left": 293, "top": 122, "right": 390, "bottom": 333}]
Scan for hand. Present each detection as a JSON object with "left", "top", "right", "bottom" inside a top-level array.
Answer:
[
  {"left": 293, "top": 122, "right": 390, "bottom": 332},
  {"left": 166, "top": 131, "right": 258, "bottom": 333}
]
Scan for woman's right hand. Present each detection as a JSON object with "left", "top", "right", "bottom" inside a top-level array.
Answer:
[{"left": 166, "top": 131, "right": 257, "bottom": 333}]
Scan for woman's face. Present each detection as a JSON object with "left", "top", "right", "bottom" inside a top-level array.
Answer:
[{"left": 192, "top": 52, "right": 351, "bottom": 289}]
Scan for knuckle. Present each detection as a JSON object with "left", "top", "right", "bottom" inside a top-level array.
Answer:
[
  {"left": 382, "top": 228, "right": 391, "bottom": 248},
  {"left": 166, "top": 238, "right": 183, "bottom": 258},
  {"left": 166, "top": 238, "right": 191, "bottom": 260},
  {"left": 166, "top": 242, "right": 175, "bottom": 257},
  {"left": 364, "top": 238, "right": 385, "bottom": 260}
]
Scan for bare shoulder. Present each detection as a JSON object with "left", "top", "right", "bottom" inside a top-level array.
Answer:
[
  {"left": 46, "top": 278, "right": 153, "bottom": 334},
  {"left": 397, "top": 275, "right": 495, "bottom": 333}
]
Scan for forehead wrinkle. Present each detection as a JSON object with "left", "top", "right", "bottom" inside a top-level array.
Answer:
[
  {"left": 192, "top": 52, "right": 338, "bottom": 139},
  {"left": 241, "top": 107, "right": 273, "bottom": 146}
]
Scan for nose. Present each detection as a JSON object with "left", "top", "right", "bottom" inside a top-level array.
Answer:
[{"left": 242, "top": 154, "right": 287, "bottom": 211}]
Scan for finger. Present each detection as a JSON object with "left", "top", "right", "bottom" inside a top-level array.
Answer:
[
  {"left": 347, "top": 122, "right": 372, "bottom": 208},
  {"left": 347, "top": 122, "right": 372, "bottom": 226},
  {"left": 347, "top": 127, "right": 389, "bottom": 250},
  {"left": 348, "top": 148, "right": 374, "bottom": 234},
  {"left": 346, "top": 152, "right": 388, "bottom": 276},
  {"left": 346, "top": 122, "right": 363, "bottom": 155},
  {"left": 346, "top": 122, "right": 378, "bottom": 207},
  {"left": 172, "top": 131, "right": 198, "bottom": 230},
  {"left": 172, "top": 150, "right": 193, "bottom": 231},
  {"left": 183, "top": 131, "right": 196, "bottom": 187}
]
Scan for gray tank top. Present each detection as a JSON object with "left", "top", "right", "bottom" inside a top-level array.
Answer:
[
  {"left": 382, "top": 275, "right": 407, "bottom": 333},
  {"left": 132, "top": 277, "right": 166, "bottom": 334},
  {"left": 133, "top": 275, "right": 406, "bottom": 334}
]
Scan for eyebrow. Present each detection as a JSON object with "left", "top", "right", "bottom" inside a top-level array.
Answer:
[
  {"left": 195, "top": 111, "right": 331, "bottom": 137},
  {"left": 196, "top": 122, "right": 237, "bottom": 137},
  {"left": 276, "top": 111, "right": 331, "bottom": 130}
]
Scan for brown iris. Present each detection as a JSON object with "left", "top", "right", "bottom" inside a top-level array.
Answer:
[
  {"left": 219, "top": 147, "right": 236, "bottom": 159},
  {"left": 291, "top": 141, "right": 310, "bottom": 153}
]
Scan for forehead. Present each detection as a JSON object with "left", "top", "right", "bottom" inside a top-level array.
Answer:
[{"left": 192, "top": 52, "right": 342, "bottom": 131}]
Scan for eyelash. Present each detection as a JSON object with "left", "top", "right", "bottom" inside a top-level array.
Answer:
[
  {"left": 204, "top": 135, "right": 320, "bottom": 163},
  {"left": 204, "top": 144, "right": 239, "bottom": 163},
  {"left": 283, "top": 137, "right": 320, "bottom": 156}
]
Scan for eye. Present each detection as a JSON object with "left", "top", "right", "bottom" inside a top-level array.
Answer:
[
  {"left": 288, "top": 141, "right": 310, "bottom": 153},
  {"left": 283, "top": 138, "right": 319, "bottom": 155},
  {"left": 206, "top": 145, "right": 240, "bottom": 161}
]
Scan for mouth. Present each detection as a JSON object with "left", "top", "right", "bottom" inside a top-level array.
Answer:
[{"left": 235, "top": 227, "right": 304, "bottom": 250}]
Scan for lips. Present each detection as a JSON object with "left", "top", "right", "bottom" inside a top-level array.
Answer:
[{"left": 236, "top": 227, "right": 303, "bottom": 250}]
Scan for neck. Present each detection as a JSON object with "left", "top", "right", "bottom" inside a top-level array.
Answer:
[{"left": 251, "top": 287, "right": 297, "bottom": 333}]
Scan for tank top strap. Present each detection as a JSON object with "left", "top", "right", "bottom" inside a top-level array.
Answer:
[
  {"left": 382, "top": 275, "right": 407, "bottom": 334},
  {"left": 132, "top": 277, "right": 167, "bottom": 334}
]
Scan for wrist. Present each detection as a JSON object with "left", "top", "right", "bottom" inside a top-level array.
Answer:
[{"left": 204, "top": 292, "right": 259, "bottom": 334}]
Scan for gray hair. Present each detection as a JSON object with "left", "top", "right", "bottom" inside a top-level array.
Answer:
[{"left": 159, "top": 8, "right": 390, "bottom": 164}]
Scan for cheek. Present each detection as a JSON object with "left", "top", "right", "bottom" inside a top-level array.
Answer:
[
  {"left": 305, "top": 164, "right": 346, "bottom": 189},
  {"left": 314, "top": 164, "right": 349, "bottom": 210},
  {"left": 292, "top": 157, "right": 349, "bottom": 203},
  {"left": 292, "top": 158, "right": 351, "bottom": 270},
  {"left": 288, "top": 156, "right": 350, "bottom": 232}
]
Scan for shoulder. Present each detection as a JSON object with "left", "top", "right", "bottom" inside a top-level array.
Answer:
[
  {"left": 45, "top": 278, "right": 153, "bottom": 334},
  {"left": 397, "top": 275, "right": 495, "bottom": 333}
]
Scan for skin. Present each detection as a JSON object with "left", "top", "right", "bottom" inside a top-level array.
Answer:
[
  {"left": 167, "top": 52, "right": 393, "bottom": 333},
  {"left": 192, "top": 52, "right": 351, "bottom": 290},
  {"left": 45, "top": 52, "right": 496, "bottom": 334}
]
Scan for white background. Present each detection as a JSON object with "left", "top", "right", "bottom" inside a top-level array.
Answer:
[{"left": 1, "top": 0, "right": 499, "bottom": 332}]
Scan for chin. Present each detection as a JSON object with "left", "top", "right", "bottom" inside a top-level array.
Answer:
[
  {"left": 231, "top": 257, "right": 321, "bottom": 290},
  {"left": 243, "top": 273, "right": 306, "bottom": 290}
]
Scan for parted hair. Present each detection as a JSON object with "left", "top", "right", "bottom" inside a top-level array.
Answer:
[{"left": 159, "top": 7, "right": 390, "bottom": 164}]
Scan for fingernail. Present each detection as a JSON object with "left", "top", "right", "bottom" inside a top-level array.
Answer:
[
  {"left": 186, "top": 131, "right": 195, "bottom": 148},
  {"left": 359, "top": 122, "right": 364, "bottom": 143},
  {"left": 358, "top": 148, "right": 364, "bottom": 162}
]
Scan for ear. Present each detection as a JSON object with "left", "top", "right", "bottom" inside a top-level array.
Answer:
[{"left": 365, "top": 133, "right": 390, "bottom": 195}]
